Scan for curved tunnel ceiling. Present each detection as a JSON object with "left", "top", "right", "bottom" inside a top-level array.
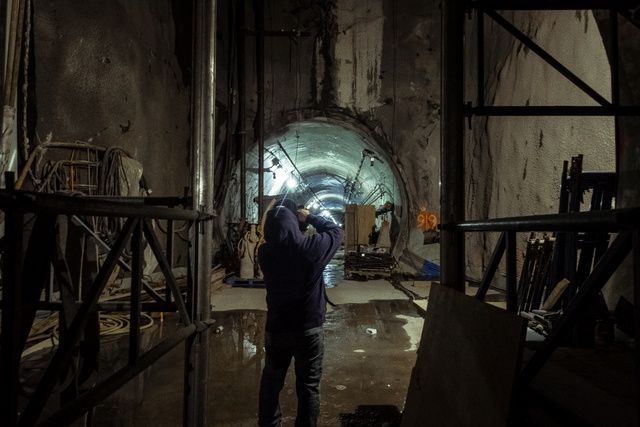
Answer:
[{"left": 240, "top": 118, "right": 401, "bottom": 222}]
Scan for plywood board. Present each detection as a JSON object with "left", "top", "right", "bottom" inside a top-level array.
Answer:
[
  {"left": 344, "top": 204, "right": 376, "bottom": 250},
  {"left": 401, "top": 284, "right": 527, "bottom": 427}
]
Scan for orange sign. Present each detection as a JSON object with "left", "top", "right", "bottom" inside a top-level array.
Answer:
[{"left": 417, "top": 207, "right": 438, "bottom": 232}]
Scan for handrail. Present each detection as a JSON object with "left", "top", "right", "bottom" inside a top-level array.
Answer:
[
  {"left": 441, "top": 208, "right": 640, "bottom": 232},
  {"left": 469, "top": 0, "right": 640, "bottom": 10},
  {"left": 0, "top": 190, "right": 212, "bottom": 221}
]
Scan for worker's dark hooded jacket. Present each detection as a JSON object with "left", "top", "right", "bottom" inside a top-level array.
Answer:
[{"left": 259, "top": 203, "right": 343, "bottom": 333}]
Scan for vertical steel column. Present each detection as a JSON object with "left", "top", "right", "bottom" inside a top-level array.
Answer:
[
  {"left": 1, "top": 0, "right": 7, "bottom": 104},
  {"left": 165, "top": 220, "right": 174, "bottom": 303},
  {"left": 610, "top": 9, "right": 621, "bottom": 175},
  {"left": 477, "top": 9, "right": 485, "bottom": 107},
  {"left": 506, "top": 231, "right": 518, "bottom": 312},
  {"left": 236, "top": 0, "right": 247, "bottom": 219},
  {"left": 440, "top": 0, "right": 466, "bottom": 291},
  {"left": 254, "top": 0, "right": 265, "bottom": 220},
  {"left": 129, "top": 221, "right": 143, "bottom": 366},
  {"left": 0, "top": 172, "right": 23, "bottom": 426},
  {"left": 185, "top": 0, "right": 216, "bottom": 425},
  {"left": 634, "top": 231, "right": 640, "bottom": 426}
]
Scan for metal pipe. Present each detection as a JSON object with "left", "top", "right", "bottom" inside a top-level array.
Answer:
[
  {"left": 475, "top": 232, "right": 506, "bottom": 300},
  {"left": 468, "top": 105, "right": 640, "bottom": 116},
  {"left": 477, "top": 9, "right": 485, "bottom": 107},
  {"left": 129, "top": 221, "right": 143, "bottom": 366},
  {"left": 254, "top": 0, "right": 265, "bottom": 220},
  {"left": 236, "top": 0, "right": 247, "bottom": 219},
  {"left": 166, "top": 219, "right": 174, "bottom": 303},
  {"left": 610, "top": 9, "right": 620, "bottom": 106},
  {"left": 0, "top": 172, "right": 23, "bottom": 426},
  {"left": 0, "top": 0, "right": 8, "bottom": 108},
  {"left": 633, "top": 231, "right": 640, "bottom": 427},
  {"left": 185, "top": 0, "right": 215, "bottom": 425},
  {"left": 469, "top": 0, "right": 640, "bottom": 10},
  {"left": 505, "top": 231, "right": 518, "bottom": 312},
  {"left": 440, "top": 0, "right": 466, "bottom": 291},
  {"left": 449, "top": 207, "right": 640, "bottom": 232},
  {"left": 0, "top": 191, "right": 206, "bottom": 220}
]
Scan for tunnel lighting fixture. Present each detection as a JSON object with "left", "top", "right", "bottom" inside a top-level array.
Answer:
[{"left": 286, "top": 178, "right": 298, "bottom": 189}]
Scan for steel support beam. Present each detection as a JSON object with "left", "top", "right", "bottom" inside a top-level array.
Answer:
[
  {"left": 0, "top": 0, "right": 8, "bottom": 107},
  {"left": 144, "top": 219, "right": 192, "bottom": 325},
  {"left": 129, "top": 221, "right": 143, "bottom": 366},
  {"left": 0, "top": 173, "right": 23, "bottom": 427},
  {"left": 469, "top": 0, "right": 640, "bottom": 10},
  {"left": 19, "top": 217, "right": 138, "bottom": 426},
  {"left": 255, "top": 0, "right": 265, "bottom": 219},
  {"left": 0, "top": 191, "right": 207, "bottom": 221},
  {"left": 440, "top": 0, "right": 466, "bottom": 291},
  {"left": 475, "top": 232, "right": 506, "bottom": 300},
  {"left": 450, "top": 207, "right": 640, "bottom": 232},
  {"left": 165, "top": 219, "right": 174, "bottom": 303},
  {"left": 236, "top": 0, "right": 247, "bottom": 219},
  {"left": 484, "top": 9, "right": 610, "bottom": 106},
  {"left": 634, "top": 231, "right": 640, "bottom": 427},
  {"left": 185, "top": 0, "right": 215, "bottom": 425},
  {"left": 468, "top": 106, "right": 640, "bottom": 116},
  {"left": 506, "top": 231, "right": 518, "bottom": 312}
]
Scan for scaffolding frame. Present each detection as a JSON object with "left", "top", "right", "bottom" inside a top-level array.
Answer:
[{"left": 440, "top": 0, "right": 640, "bottom": 422}]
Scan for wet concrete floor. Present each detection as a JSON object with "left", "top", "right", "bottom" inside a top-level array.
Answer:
[{"left": 127, "top": 299, "right": 423, "bottom": 426}]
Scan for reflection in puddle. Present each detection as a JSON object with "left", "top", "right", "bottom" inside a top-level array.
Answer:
[
  {"left": 324, "top": 249, "right": 344, "bottom": 288},
  {"left": 128, "top": 300, "right": 421, "bottom": 426}
]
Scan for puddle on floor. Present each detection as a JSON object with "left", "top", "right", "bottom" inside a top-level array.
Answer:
[
  {"left": 324, "top": 249, "right": 345, "bottom": 288},
  {"left": 128, "top": 300, "right": 422, "bottom": 426}
]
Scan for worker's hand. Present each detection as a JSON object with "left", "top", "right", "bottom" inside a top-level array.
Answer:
[{"left": 297, "top": 208, "right": 310, "bottom": 223}]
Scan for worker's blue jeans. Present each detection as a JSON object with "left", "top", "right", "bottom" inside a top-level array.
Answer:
[{"left": 258, "top": 327, "right": 324, "bottom": 427}]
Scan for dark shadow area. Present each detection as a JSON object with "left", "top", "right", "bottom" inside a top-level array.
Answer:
[{"left": 339, "top": 405, "right": 401, "bottom": 427}]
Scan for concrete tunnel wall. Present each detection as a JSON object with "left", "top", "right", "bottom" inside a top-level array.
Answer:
[
  {"left": 464, "top": 10, "right": 616, "bottom": 284},
  {"left": 24, "top": 1, "right": 640, "bottom": 284},
  {"left": 32, "top": 0, "right": 192, "bottom": 199},
  {"left": 218, "top": 0, "right": 442, "bottom": 259}
]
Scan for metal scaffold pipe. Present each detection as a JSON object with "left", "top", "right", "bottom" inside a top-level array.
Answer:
[
  {"left": 255, "top": 0, "right": 265, "bottom": 220},
  {"left": 185, "top": 0, "right": 216, "bottom": 425},
  {"left": 440, "top": 0, "right": 465, "bottom": 291}
]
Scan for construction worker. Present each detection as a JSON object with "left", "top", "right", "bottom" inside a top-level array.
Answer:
[{"left": 257, "top": 198, "right": 343, "bottom": 427}]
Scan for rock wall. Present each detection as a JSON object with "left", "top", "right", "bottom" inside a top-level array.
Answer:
[
  {"left": 33, "top": 0, "right": 191, "bottom": 196},
  {"left": 464, "top": 11, "right": 616, "bottom": 281},
  {"left": 222, "top": 0, "right": 441, "bottom": 252}
]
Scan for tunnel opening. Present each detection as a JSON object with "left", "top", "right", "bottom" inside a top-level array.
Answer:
[{"left": 227, "top": 117, "right": 409, "bottom": 253}]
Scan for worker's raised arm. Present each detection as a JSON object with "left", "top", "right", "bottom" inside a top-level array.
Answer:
[{"left": 296, "top": 212, "right": 343, "bottom": 265}]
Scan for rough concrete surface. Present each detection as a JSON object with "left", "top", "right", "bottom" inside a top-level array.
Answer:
[
  {"left": 33, "top": 0, "right": 191, "bottom": 197},
  {"left": 465, "top": 11, "right": 616, "bottom": 282}
]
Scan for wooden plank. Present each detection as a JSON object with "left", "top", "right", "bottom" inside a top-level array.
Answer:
[
  {"left": 402, "top": 284, "right": 527, "bottom": 427},
  {"left": 356, "top": 205, "right": 376, "bottom": 245},
  {"left": 344, "top": 204, "right": 357, "bottom": 251}
]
